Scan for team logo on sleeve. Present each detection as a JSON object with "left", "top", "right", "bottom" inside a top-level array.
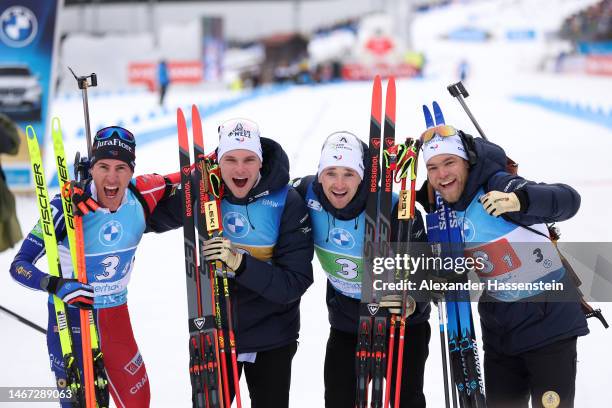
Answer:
[
  {"left": 223, "top": 212, "right": 250, "bottom": 238},
  {"left": 307, "top": 199, "right": 322, "bottom": 211},
  {"left": 329, "top": 227, "right": 355, "bottom": 250},
  {"left": 99, "top": 220, "right": 123, "bottom": 246}
]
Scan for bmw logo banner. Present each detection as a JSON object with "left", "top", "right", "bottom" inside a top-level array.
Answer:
[{"left": 0, "top": 1, "right": 61, "bottom": 191}]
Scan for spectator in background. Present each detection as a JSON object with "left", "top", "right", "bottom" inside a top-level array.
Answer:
[
  {"left": 0, "top": 113, "right": 23, "bottom": 252},
  {"left": 458, "top": 59, "right": 470, "bottom": 82},
  {"left": 158, "top": 59, "right": 170, "bottom": 106}
]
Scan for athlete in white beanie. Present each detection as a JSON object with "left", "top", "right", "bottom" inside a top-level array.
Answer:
[
  {"left": 421, "top": 128, "right": 470, "bottom": 204},
  {"left": 218, "top": 118, "right": 263, "bottom": 162},
  {"left": 217, "top": 118, "right": 264, "bottom": 199},
  {"left": 317, "top": 131, "right": 365, "bottom": 209},
  {"left": 421, "top": 133, "right": 468, "bottom": 164}
]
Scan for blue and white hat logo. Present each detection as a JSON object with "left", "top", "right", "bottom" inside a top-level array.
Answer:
[
  {"left": 99, "top": 220, "right": 123, "bottom": 246},
  {"left": 329, "top": 227, "right": 355, "bottom": 249},
  {"left": 223, "top": 212, "right": 250, "bottom": 238},
  {"left": 0, "top": 6, "right": 38, "bottom": 48}
]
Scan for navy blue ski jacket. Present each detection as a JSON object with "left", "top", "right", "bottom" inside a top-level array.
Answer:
[
  {"left": 294, "top": 140, "right": 431, "bottom": 335},
  {"left": 451, "top": 137, "right": 589, "bottom": 355},
  {"left": 150, "top": 137, "right": 314, "bottom": 353}
]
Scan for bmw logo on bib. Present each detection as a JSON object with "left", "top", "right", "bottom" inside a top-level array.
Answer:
[
  {"left": 0, "top": 6, "right": 38, "bottom": 48},
  {"left": 99, "top": 220, "right": 123, "bottom": 246},
  {"left": 224, "top": 212, "right": 250, "bottom": 238},
  {"left": 459, "top": 216, "right": 476, "bottom": 242},
  {"left": 329, "top": 227, "right": 355, "bottom": 250}
]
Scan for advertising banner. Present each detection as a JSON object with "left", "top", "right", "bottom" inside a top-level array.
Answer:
[
  {"left": 201, "top": 16, "right": 224, "bottom": 83},
  {"left": 0, "top": 0, "right": 62, "bottom": 191}
]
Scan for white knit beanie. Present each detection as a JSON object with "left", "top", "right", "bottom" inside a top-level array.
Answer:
[
  {"left": 317, "top": 131, "right": 365, "bottom": 180},
  {"left": 421, "top": 133, "right": 468, "bottom": 164},
  {"left": 217, "top": 118, "right": 263, "bottom": 162}
]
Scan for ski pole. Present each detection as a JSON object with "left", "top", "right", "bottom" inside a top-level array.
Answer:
[
  {"left": 446, "top": 82, "right": 488, "bottom": 141},
  {"left": 0, "top": 304, "right": 46, "bottom": 334},
  {"left": 68, "top": 67, "right": 97, "bottom": 154},
  {"left": 68, "top": 67, "right": 97, "bottom": 181},
  {"left": 392, "top": 139, "right": 420, "bottom": 408}
]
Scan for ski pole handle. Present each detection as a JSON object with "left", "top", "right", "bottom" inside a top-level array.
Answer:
[
  {"left": 446, "top": 81, "right": 488, "bottom": 141},
  {"left": 68, "top": 67, "right": 98, "bottom": 156}
]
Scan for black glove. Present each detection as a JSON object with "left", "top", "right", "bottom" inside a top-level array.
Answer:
[
  {"left": 416, "top": 179, "right": 431, "bottom": 212},
  {"left": 41, "top": 276, "right": 94, "bottom": 310}
]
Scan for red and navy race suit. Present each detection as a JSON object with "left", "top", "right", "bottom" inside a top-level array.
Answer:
[{"left": 10, "top": 173, "right": 178, "bottom": 408}]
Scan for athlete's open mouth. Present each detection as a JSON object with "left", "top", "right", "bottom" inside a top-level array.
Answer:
[
  {"left": 233, "top": 177, "right": 248, "bottom": 188},
  {"left": 439, "top": 179, "right": 456, "bottom": 190},
  {"left": 104, "top": 186, "right": 119, "bottom": 198},
  {"left": 331, "top": 190, "right": 348, "bottom": 199}
]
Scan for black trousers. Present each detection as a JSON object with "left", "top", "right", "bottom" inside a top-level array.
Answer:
[
  {"left": 485, "top": 337, "right": 578, "bottom": 408},
  {"left": 222, "top": 341, "right": 298, "bottom": 408},
  {"left": 159, "top": 84, "right": 168, "bottom": 105},
  {"left": 324, "top": 321, "right": 431, "bottom": 408}
]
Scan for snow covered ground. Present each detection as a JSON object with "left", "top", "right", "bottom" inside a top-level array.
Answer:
[{"left": 2, "top": 0, "right": 611, "bottom": 406}]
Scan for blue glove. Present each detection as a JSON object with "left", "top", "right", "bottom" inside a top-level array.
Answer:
[{"left": 42, "top": 276, "right": 94, "bottom": 310}]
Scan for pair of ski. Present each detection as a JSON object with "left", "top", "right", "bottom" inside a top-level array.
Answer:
[
  {"left": 26, "top": 119, "right": 108, "bottom": 407},
  {"left": 177, "top": 105, "right": 242, "bottom": 408},
  {"left": 356, "top": 75, "right": 421, "bottom": 408},
  {"left": 423, "top": 103, "right": 486, "bottom": 408}
]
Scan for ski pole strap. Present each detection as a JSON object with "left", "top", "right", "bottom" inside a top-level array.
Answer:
[{"left": 202, "top": 155, "right": 223, "bottom": 199}]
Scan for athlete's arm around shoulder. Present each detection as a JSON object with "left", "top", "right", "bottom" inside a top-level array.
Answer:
[
  {"left": 135, "top": 171, "right": 184, "bottom": 232},
  {"left": 487, "top": 172, "right": 580, "bottom": 224}
]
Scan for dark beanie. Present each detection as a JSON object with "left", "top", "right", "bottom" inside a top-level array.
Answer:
[{"left": 90, "top": 126, "right": 136, "bottom": 170}]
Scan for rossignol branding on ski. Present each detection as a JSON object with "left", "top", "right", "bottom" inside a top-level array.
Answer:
[
  {"left": 355, "top": 75, "right": 423, "bottom": 408},
  {"left": 177, "top": 105, "right": 242, "bottom": 408}
]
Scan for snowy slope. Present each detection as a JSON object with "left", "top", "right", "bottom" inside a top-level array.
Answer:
[{"left": 1, "top": 73, "right": 611, "bottom": 407}]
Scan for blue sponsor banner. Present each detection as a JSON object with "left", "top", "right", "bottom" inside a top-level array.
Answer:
[
  {"left": 577, "top": 41, "right": 612, "bottom": 55},
  {"left": 201, "top": 16, "right": 224, "bottom": 82},
  {"left": 446, "top": 27, "right": 490, "bottom": 42},
  {"left": 506, "top": 29, "right": 536, "bottom": 41},
  {"left": 0, "top": 0, "right": 61, "bottom": 189}
]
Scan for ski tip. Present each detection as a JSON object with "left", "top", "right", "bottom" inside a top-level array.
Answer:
[
  {"left": 177, "top": 107, "right": 186, "bottom": 124},
  {"left": 51, "top": 117, "right": 61, "bottom": 132},
  {"left": 432, "top": 101, "right": 446, "bottom": 125},
  {"left": 25, "top": 125, "right": 36, "bottom": 140},
  {"left": 373, "top": 75, "right": 382, "bottom": 93},
  {"left": 422, "top": 105, "right": 434, "bottom": 129},
  {"left": 371, "top": 76, "right": 383, "bottom": 123}
]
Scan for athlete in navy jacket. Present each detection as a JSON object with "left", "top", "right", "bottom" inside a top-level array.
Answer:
[
  {"left": 151, "top": 118, "right": 314, "bottom": 408},
  {"left": 421, "top": 126, "right": 588, "bottom": 408}
]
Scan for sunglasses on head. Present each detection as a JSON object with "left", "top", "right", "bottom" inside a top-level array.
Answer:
[
  {"left": 419, "top": 125, "right": 457, "bottom": 143},
  {"left": 95, "top": 126, "right": 135, "bottom": 143}
]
